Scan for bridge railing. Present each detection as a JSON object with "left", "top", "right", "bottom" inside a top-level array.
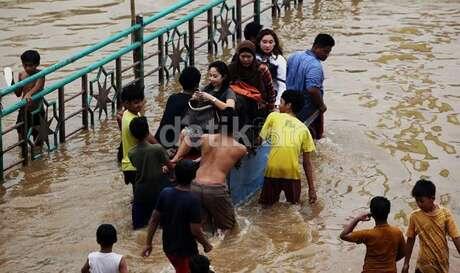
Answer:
[{"left": 0, "top": 0, "right": 303, "bottom": 181}]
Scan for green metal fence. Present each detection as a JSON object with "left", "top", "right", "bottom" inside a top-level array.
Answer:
[{"left": 0, "top": 0, "right": 303, "bottom": 181}]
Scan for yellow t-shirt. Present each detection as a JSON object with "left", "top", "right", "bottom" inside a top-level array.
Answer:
[
  {"left": 259, "top": 112, "right": 315, "bottom": 180},
  {"left": 121, "top": 110, "right": 138, "bottom": 171},
  {"left": 348, "top": 224, "right": 406, "bottom": 273},
  {"left": 406, "top": 206, "right": 460, "bottom": 273}
]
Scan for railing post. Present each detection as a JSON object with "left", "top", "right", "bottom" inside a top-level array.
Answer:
[
  {"left": 115, "top": 57, "right": 122, "bottom": 110},
  {"left": 58, "top": 87, "right": 66, "bottom": 143},
  {"left": 21, "top": 108, "right": 28, "bottom": 164},
  {"left": 254, "top": 0, "right": 261, "bottom": 24},
  {"left": 81, "top": 74, "right": 89, "bottom": 130},
  {"left": 188, "top": 19, "right": 195, "bottom": 66},
  {"left": 0, "top": 110, "right": 3, "bottom": 182},
  {"left": 236, "top": 0, "right": 242, "bottom": 41},
  {"left": 158, "top": 34, "right": 165, "bottom": 84},
  {"left": 133, "top": 14, "right": 144, "bottom": 87},
  {"left": 207, "top": 9, "right": 214, "bottom": 55}
]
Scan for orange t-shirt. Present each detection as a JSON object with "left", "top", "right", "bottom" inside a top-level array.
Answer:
[
  {"left": 406, "top": 206, "right": 460, "bottom": 273},
  {"left": 348, "top": 224, "right": 405, "bottom": 273}
]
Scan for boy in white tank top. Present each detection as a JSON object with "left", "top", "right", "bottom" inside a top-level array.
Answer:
[{"left": 81, "top": 224, "right": 128, "bottom": 273}]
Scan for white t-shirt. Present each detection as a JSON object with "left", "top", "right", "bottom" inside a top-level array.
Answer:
[
  {"left": 256, "top": 54, "right": 287, "bottom": 106},
  {"left": 88, "top": 251, "right": 122, "bottom": 273}
]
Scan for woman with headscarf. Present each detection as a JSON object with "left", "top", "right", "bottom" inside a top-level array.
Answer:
[{"left": 228, "top": 40, "right": 275, "bottom": 147}]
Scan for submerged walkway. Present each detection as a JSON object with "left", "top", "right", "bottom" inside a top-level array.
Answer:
[{"left": 1, "top": 0, "right": 460, "bottom": 272}]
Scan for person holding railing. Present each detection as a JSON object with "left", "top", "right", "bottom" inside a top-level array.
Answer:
[{"left": 14, "top": 50, "right": 45, "bottom": 154}]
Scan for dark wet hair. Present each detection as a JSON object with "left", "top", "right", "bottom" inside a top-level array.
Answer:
[
  {"left": 129, "top": 116, "right": 149, "bottom": 141},
  {"left": 175, "top": 159, "right": 198, "bottom": 186},
  {"left": 190, "top": 255, "right": 212, "bottom": 273},
  {"left": 411, "top": 179, "right": 436, "bottom": 198},
  {"left": 21, "top": 50, "right": 40, "bottom": 66},
  {"left": 281, "top": 90, "right": 305, "bottom": 114},
  {"left": 244, "top": 21, "right": 263, "bottom": 41},
  {"left": 370, "top": 196, "right": 391, "bottom": 221},
  {"left": 219, "top": 107, "right": 236, "bottom": 135},
  {"left": 256, "top": 28, "right": 283, "bottom": 56},
  {"left": 205, "top": 61, "right": 230, "bottom": 93},
  {"left": 313, "top": 33, "right": 335, "bottom": 48},
  {"left": 179, "top": 66, "right": 201, "bottom": 91},
  {"left": 96, "top": 224, "right": 117, "bottom": 247},
  {"left": 121, "top": 82, "right": 144, "bottom": 102}
]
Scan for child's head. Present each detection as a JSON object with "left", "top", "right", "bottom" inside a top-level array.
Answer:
[
  {"left": 121, "top": 82, "right": 144, "bottom": 114},
  {"left": 369, "top": 196, "right": 391, "bottom": 222},
  {"left": 189, "top": 255, "right": 211, "bottom": 273},
  {"left": 244, "top": 21, "right": 263, "bottom": 43},
  {"left": 411, "top": 179, "right": 436, "bottom": 212},
  {"left": 208, "top": 61, "right": 230, "bottom": 90},
  {"left": 179, "top": 66, "right": 201, "bottom": 91},
  {"left": 280, "top": 90, "right": 305, "bottom": 114},
  {"left": 21, "top": 50, "right": 40, "bottom": 74},
  {"left": 96, "top": 224, "right": 117, "bottom": 248},
  {"left": 129, "top": 116, "right": 149, "bottom": 141},
  {"left": 175, "top": 159, "right": 198, "bottom": 186}
]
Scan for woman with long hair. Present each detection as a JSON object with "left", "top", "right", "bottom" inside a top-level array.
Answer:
[{"left": 255, "top": 28, "right": 286, "bottom": 107}]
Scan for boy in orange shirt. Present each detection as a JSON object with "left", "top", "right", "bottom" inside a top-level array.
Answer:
[
  {"left": 402, "top": 179, "right": 460, "bottom": 273},
  {"left": 340, "top": 196, "right": 406, "bottom": 273}
]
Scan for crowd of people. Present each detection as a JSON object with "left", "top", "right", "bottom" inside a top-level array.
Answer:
[{"left": 11, "top": 21, "right": 459, "bottom": 273}]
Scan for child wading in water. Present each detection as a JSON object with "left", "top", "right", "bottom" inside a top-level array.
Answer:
[
  {"left": 402, "top": 179, "right": 460, "bottom": 273},
  {"left": 340, "top": 196, "right": 406, "bottom": 273},
  {"left": 15, "top": 50, "right": 45, "bottom": 153},
  {"left": 81, "top": 224, "right": 128, "bottom": 273},
  {"left": 142, "top": 160, "right": 212, "bottom": 273},
  {"left": 129, "top": 116, "right": 171, "bottom": 229}
]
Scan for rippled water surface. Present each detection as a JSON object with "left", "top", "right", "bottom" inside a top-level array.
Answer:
[{"left": 1, "top": 0, "right": 460, "bottom": 272}]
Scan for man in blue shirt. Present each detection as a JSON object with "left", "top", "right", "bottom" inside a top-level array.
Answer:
[{"left": 286, "top": 33, "right": 335, "bottom": 139}]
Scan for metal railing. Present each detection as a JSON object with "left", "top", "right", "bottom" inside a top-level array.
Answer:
[{"left": 0, "top": 0, "right": 303, "bottom": 181}]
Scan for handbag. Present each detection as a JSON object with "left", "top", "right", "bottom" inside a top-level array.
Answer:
[{"left": 182, "top": 99, "right": 220, "bottom": 130}]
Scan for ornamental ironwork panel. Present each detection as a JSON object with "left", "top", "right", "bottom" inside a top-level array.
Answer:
[
  {"left": 88, "top": 66, "right": 116, "bottom": 124},
  {"left": 212, "top": 2, "right": 237, "bottom": 53},
  {"left": 163, "top": 27, "right": 189, "bottom": 80}
]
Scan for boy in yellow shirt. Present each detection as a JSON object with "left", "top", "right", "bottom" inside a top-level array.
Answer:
[
  {"left": 402, "top": 179, "right": 460, "bottom": 273},
  {"left": 120, "top": 83, "right": 156, "bottom": 193},
  {"left": 258, "top": 90, "right": 317, "bottom": 205}
]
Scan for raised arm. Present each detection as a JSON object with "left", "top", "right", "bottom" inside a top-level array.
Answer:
[
  {"left": 340, "top": 213, "right": 371, "bottom": 241},
  {"left": 302, "top": 151, "right": 316, "bottom": 204},
  {"left": 142, "top": 210, "right": 161, "bottom": 257}
]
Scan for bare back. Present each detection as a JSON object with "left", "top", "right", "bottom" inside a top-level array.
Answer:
[{"left": 195, "top": 133, "right": 247, "bottom": 185}]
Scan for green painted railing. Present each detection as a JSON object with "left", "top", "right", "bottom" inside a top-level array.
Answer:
[{"left": 0, "top": 0, "right": 303, "bottom": 181}]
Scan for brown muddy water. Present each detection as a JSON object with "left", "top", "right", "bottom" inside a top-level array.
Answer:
[{"left": 1, "top": 0, "right": 460, "bottom": 272}]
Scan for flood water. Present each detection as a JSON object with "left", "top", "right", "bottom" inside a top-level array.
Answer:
[{"left": 1, "top": 0, "right": 460, "bottom": 272}]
